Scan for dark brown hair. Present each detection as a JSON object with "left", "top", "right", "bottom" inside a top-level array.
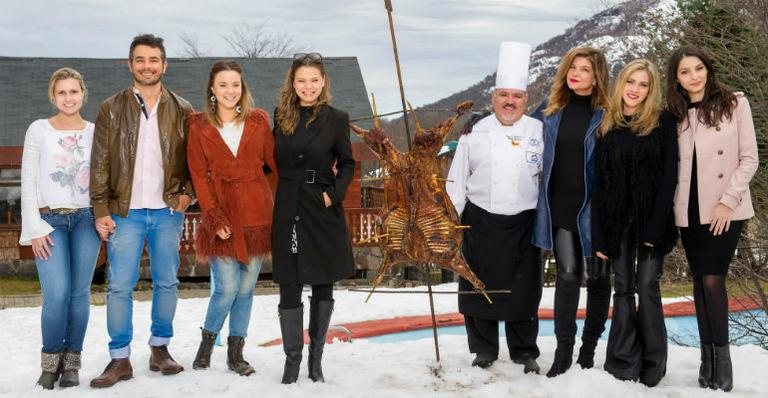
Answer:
[
  {"left": 665, "top": 46, "right": 736, "bottom": 128},
  {"left": 129, "top": 33, "right": 166, "bottom": 61}
]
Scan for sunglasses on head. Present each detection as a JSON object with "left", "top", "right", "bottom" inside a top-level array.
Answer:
[{"left": 293, "top": 52, "right": 323, "bottom": 64}]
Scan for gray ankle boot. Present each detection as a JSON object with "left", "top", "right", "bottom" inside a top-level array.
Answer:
[
  {"left": 37, "top": 351, "right": 61, "bottom": 390},
  {"left": 227, "top": 336, "right": 255, "bottom": 376},
  {"left": 59, "top": 351, "right": 81, "bottom": 387}
]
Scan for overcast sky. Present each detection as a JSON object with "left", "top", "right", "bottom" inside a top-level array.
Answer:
[{"left": 2, "top": 0, "right": 608, "bottom": 111}]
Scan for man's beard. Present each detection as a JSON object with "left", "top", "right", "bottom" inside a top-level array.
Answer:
[{"left": 133, "top": 70, "right": 163, "bottom": 87}]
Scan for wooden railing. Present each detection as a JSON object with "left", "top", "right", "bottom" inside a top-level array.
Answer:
[
  {"left": 180, "top": 208, "right": 384, "bottom": 251},
  {"left": 344, "top": 207, "right": 383, "bottom": 247},
  {"left": 0, "top": 207, "right": 384, "bottom": 266}
]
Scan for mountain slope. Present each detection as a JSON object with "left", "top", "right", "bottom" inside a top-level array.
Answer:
[{"left": 380, "top": 0, "right": 673, "bottom": 149}]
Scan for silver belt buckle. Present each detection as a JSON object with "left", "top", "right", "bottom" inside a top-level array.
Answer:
[{"left": 306, "top": 169, "right": 316, "bottom": 184}]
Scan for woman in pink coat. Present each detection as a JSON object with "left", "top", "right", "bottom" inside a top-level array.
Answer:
[{"left": 666, "top": 46, "right": 759, "bottom": 392}]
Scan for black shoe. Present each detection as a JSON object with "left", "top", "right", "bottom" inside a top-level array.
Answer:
[
  {"left": 308, "top": 297, "right": 334, "bottom": 382},
  {"left": 513, "top": 357, "right": 541, "bottom": 374},
  {"left": 279, "top": 305, "right": 304, "bottom": 384},
  {"left": 713, "top": 344, "right": 733, "bottom": 392},
  {"left": 546, "top": 346, "right": 573, "bottom": 378},
  {"left": 471, "top": 352, "right": 497, "bottom": 369},
  {"left": 698, "top": 343, "right": 714, "bottom": 388}
]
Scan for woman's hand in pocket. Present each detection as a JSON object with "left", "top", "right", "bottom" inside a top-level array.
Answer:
[{"left": 322, "top": 192, "right": 332, "bottom": 208}]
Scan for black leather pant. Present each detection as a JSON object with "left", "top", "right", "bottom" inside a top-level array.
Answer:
[
  {"left": 552, "top": 228, "right": 611, "bottom": 351},
  {"left": 604, "top": 227, "right": 667, "bottom": 386}
]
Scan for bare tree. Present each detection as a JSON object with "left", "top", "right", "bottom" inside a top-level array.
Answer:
[
  {"left": 178, "top": 31, "right": 209, "bottom": 58},
  {"left": 222, "top": 21, "right": 302, "bottom": 58}
]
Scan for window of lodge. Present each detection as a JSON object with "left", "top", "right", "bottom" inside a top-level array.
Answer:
[{"left": 0, "top": 168, "right": 21, "bottom": 225}]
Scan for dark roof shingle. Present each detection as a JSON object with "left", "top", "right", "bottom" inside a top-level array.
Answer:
[{"left": 0, "top": 56, "right": 372, "bottom": 146}]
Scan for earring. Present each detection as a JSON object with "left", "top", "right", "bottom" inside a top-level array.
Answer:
[
  {"left": 236, "top": 105, "right": 242, "bottom": 114},
  {"left": 210, "top": 95, "right": 216, "bottom": 111}
]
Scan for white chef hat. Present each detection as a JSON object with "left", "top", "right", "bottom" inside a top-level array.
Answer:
[{"left": 495, "top": 41, "right": 532, "bottom": 91}]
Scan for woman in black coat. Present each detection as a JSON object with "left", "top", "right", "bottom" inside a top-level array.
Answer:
[
  {"left": 592, "top": 59, "right": 678, "bottom": 387},
  {"left": 271, "top": 52, "right": 356, "bottom": 384}
]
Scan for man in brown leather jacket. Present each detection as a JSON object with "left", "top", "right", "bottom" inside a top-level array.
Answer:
[{"left": 90, "top": 34, "right": 194, "bottom": 389}]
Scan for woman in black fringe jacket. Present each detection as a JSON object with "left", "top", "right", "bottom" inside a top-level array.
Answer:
[{"left": 592, "top": 59, "right": 678, "bottom": 387}]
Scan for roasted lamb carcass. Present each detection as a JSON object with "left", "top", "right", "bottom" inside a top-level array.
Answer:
[{"left": 350, "top": 101, "right": 489, "bottom": 301}]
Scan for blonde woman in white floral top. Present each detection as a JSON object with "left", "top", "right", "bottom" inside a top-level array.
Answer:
[{"left": 20, "top": 67, "right": 100, "bottom": 389}]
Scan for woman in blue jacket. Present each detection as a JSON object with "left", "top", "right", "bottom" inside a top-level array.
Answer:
[{"left": 531, "top": 46, "right": 612, "bottom": 377}]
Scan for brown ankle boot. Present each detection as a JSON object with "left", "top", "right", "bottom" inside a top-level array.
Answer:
[
  {"left": 89, "top": 358, "right": 133, "bottom": 388},
  {"left": 149, "top": 345, "right": 184, "bottom": 375},
  {"left": 193, "top": 330, "right": 217, "bottom": 370},
  {"left": 227, "top": 336, "right": 255, "bottom": 376}
]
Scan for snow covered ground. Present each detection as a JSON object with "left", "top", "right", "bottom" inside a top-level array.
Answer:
[{"left": 2, "top": 284, "right": 766, "bottom": 397}]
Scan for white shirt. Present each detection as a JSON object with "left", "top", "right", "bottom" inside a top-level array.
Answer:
[
  {"left": 129, "top": 90, "right": 167, "bottom": 209},
  {"left": 218, "top": 121, "right": 244, "bottom": 157},
  {"left": 19, "top": 119, "right": 94, "bottom": 245},
  {"left": 447, "top": 113, "right": 543, "bottom": 216}
]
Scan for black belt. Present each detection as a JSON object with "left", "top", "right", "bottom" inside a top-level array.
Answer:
[{"left": 279, "top": 168, "right": 333, "bottom": 184}]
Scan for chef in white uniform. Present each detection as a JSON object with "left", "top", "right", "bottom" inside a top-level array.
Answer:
[{"left": 447, "top": 41, "right": 543, "bottom": 374}]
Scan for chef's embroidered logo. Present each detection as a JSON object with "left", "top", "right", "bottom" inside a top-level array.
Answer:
[{"left": 526, "top": 151, "right": 541, "bottom": 166}]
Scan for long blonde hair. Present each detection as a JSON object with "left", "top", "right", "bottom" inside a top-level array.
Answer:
[
  {"left": 543, "top": 47, "right": 609, "bottom": 115},
  {"left": 203, "top": 60, "right": 253, "bottom": 128},
  {"left": 599, "top": 59, "right": 662, "bottom": 137},
  {"left": 275, "top": 58, "right": 332, "bottom": 135}
]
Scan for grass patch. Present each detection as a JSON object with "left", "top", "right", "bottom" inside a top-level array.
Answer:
[
  {"left": 660, "top": 278, "right": 768, "bottom": 298},
  {"left": 0, "top": 276, "right": 40, "bottom": 295},
  {"left": 660, "top": 280, "right": 693, "bottom": 298}
]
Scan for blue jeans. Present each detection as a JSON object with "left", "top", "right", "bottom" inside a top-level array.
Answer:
[
  {"left": 203, "top": 256, "right": 262, "bottom": 337},
  {"left": 106, "top": 208, "right": 183, "bottom": 358},
  {"left": 35, "top": 208, "right": 100, "bottom": 353}
]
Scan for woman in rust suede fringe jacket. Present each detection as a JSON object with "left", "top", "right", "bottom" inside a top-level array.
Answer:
[{"left": 187, "top": 60, "right": 276, "bottom": 376}]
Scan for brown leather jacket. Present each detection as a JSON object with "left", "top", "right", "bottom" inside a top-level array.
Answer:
[{"left": 90, "top": 86, "right": 194, "bottom": 218}]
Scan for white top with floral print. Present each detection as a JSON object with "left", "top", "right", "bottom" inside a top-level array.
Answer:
[{"left": 19, "top": 119, "right": 94, "bottom": 245}]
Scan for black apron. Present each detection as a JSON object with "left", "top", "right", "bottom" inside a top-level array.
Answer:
[{"left": 458, "top": 201, "right": 542, "bottom": 321}]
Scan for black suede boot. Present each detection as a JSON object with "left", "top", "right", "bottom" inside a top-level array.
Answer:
[
  {"left": 547, "top": 272, "right": 580, "bottom": 378},
  {"left": 308, "top": 297, "right": 334, "bottom": 382},
  {"left": 279, "top": 305, "right": 304, "bottom": 384},
  {"left": 579, "top": 257, "right": 611, "bottom": 369},
  {"left": 227, "top": 336, "right": 255, "bottom": 376},
  {"left": 547, "top": 346, "right": 574, "bottom": 378},
  {"left": 713, "top": 344, "right": 733, "bottom": 392},
  {"left": 193, "top": 329, "right": 217, "bottom": 369},
  {"left": 698, "top": 343, "right": 714, "bottom": 388}
]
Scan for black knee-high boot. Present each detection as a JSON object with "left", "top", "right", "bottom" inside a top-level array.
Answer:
[
  {"left": 279, "top": 305, "right": 304, "bottom": 384},
  {"left": 548, "top": 273, "right": 580, "bottom": 377},
  {"left": 578, "top": 257, "right": 611, "bottom": 369},
  {"left": 308, "top": 297, "right": 334, "bottom": 382},
  {"left": 547, "top": 228, "right": 583, "bottom": 378}
]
